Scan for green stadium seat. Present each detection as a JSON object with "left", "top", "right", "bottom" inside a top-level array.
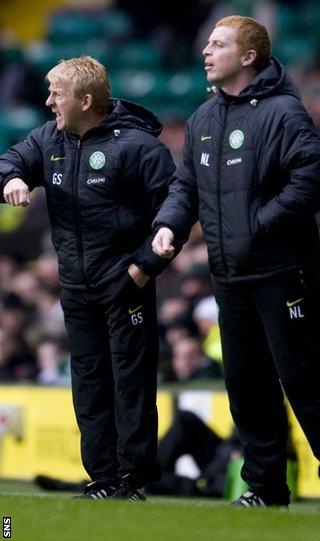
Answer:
[
  {"left": 110, "top": 69, "right": 206, "bottom": 121},
  {"left": 149, "top": 102, "right": 197, "bottom": 122},
  {"left": 228, "top": 0, "right": 253, "bottom": 17},
  {"left": 0, "top": 106, "right": 45, "bottom": 146},
  {"left": 25, "top": 42, "right": 72, "bottom": 75},
  {"left": 47, "top": 8, "right": 133, "bottom": 44},
  {"left": 299, "top": 0, "right": 320, "bottom": 30},
  {"left": 25, "top": 40, "right": 117, "bottom": 77},
  {"left": 110, "top": 69, "right": 167, "bottom": 104},
  {"left": 117, "top": 42, "right": 162, "bottom": 70},
  {"left": 273, "top": 35, "right": 316, "bottom": 66},
  {"left": 47, "top": 13, "right": 104, "bottom": 43},
  {"left": 276, "top": 5, "right": 301, "bottom": 36},
  {"left": 166, "top": 71, "right": 207, "bottom": 106},
  {"left": 0, "top": 130, "right": 10, "bottom": 155},
  {"left": 101, "top": 9, "right": 133, "bottom": 40},
  {"left": 1, "top": 44, "right": 24, "bottom": 64}
]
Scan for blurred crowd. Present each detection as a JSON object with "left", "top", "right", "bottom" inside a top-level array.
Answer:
[
  {"left": 1, "top": 0, "right": 320, "bottom": 385},
  {"left": 0, "top": 252, "right": 70, "bottom": 384}
]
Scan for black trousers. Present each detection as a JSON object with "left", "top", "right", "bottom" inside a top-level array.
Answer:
[
  {"left": 60, "top": 272, "right": 160, "bottom": 484},
  {"left": 215, "top": 264, "right": 320, "bottom": 505}
]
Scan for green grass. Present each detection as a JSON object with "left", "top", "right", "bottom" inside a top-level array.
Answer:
[{"left": 0, "top": 480, "right": 319, "bottom": 541}]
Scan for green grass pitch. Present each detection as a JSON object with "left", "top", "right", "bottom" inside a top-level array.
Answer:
[{"left": 0, "top": 480, "right": 319, "bottom": 541}]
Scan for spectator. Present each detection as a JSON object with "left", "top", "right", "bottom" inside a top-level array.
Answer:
[
  {"left": 193, "top": 296, "right": 222, "bottom": 364},
  {"left": 158, "top": 296, "right": 190, "bottom": 329},
  {"left": 36, "top": 337, "right": 70, "bottom": 386},
  {"left": 0, "top": 292, "right": 31, "bottom": 335},
  {"left": 171, "top": 335, "right": 222, "bottom": 382},
  {"left": 0, "top": 328, "right": 37, "bottom": 381},
  {"left": 0, "top": 255, "right": 19, "bottom": 290},
  {"left": 179, "top": 263, "right": 214, "bottom": 305},
  {"left": 147, "top": 410, "right": 242, "bottom": 498},
  {"left": 8, "top": 270, "right": 41, "bottom": 307}
]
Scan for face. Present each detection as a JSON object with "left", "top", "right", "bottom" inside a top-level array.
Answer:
[
  {"left": 172, "top": 339, "right": 202, "bottom": 379},
  {"left": 46, "top": 78, "right": 85, "bottom": 134},
  {"left": 202, "top": 25, "right": 245, "bottom": 85}
]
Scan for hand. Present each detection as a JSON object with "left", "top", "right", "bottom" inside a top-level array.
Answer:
[
  {"left": 128, "top": 263, "right": 150, "bottom": 288},
  {"left": 3, "top": 178, "right": 30, "bottom": 207},
  {"left": 152, "top": 227, "right": 175, "bottom": 258}
]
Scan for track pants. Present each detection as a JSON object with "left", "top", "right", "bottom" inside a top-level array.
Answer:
[
  {"left": 215, "top": 264, "right": 320, "bottom": 505},
  {"left": 60, "top": 272, "right": 160, "bottom": 484}
]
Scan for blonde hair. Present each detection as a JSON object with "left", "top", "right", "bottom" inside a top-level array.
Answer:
[
  {"left": 46, "top": 56, "right": 110, "bottom": 115},
  {"left": 216, "top": 16, "right": 270, "bottom": 71}
]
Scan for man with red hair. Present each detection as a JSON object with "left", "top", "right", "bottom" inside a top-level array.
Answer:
[{"left": 153, "top": 16, "right": 320, "bottom": 507}]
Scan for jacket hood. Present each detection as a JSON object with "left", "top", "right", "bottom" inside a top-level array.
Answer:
[
  {"left": 102, "top": 98, "right": 163, "bottom": 137},
  {"left": 216, "top": 57, "right": 301, "bottom": 103}
]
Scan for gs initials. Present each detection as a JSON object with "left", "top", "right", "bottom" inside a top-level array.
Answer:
[
  {"left": 52, "top": 173, "right": 63, "bottom": 185},
  {"left": 131, "top": 312, "right": 143, "bottom": 325}
]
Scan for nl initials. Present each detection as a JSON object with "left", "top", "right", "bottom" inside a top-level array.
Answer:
[
  {"left": 200, "top": 152, "right": 210, "bottom": 167},
  {"left": 289, "top": 306, "right": 304, "bottom": 319}
]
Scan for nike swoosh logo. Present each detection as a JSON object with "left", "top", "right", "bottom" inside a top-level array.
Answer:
[
  {"left": 51, "top": 155, "right": 66, "bottom": 161},
  {"left": 128, "top": 305, "right": 143, "bottom": 315},
  {"left": 286, "top": 298, "right": 304, "bottom": 307},
  {"left": 201, "top": 135, "right": 212, "bottom": 141}
]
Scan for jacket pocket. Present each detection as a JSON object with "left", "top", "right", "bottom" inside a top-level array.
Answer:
[{"left": 249, "top": 198, "right": 262, "bottom": 238}]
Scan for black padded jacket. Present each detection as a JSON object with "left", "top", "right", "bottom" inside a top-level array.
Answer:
[
  {"left": 0, "top": 99, "right": 175, "bottom": 289},
  {"left": 154, "top": 58, "right": 320, "bottom": 283}
]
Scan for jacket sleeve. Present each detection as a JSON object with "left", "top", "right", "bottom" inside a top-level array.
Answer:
[
  {"left": 152, "top": 119, "right": 199, "bottom": 242},
  {"left": 0, "top": 126, "right": 45, "bottom": 203},
  {"left": 132, "top": 143, "right": 178, "bottom": 277},
  {"left": 257, "top": 110, "right": 320, "bottom": 235}
]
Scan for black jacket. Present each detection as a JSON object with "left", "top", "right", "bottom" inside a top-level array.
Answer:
[
  {"left": 0, "top": 99, "right": 175, "bottom": 289},
  {"left": 154, "top": 58, "right": 320, "bottom": 283}
]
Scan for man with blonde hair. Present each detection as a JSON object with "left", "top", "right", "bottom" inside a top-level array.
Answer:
[
  {"left": 153, "top": 16, "right": 320, "bottom": 506},
  {"left": 0, "top": 56, "right": 176, "bottom": 500}
]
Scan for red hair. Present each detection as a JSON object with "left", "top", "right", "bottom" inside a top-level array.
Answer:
[{"left": 216, "top": 15, "right": 270, "bottom": 71}]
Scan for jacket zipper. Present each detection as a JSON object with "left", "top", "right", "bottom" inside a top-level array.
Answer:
[
  {"left": 73, "top": 139, "right": 88, "bottom": 285},
  {"left": 216, "top": 102, "right": 229, "bottom": 277}
]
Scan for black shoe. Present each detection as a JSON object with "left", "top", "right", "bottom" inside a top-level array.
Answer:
[
  {"left": 76, "top": 480, "right": 118, "bottom": 500},
  {"left": 231, "top": 491, "right": 267, "bottom": 507},
  {"left": 112, "top": 473, "right": 146, "bottom": 501}
]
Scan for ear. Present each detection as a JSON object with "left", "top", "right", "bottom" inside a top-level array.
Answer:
[
  {"left": 82, "top": 94, "right": 93, "bottom": 111},
  {"left": 241, "top": 49, "right": 257, "bottom": 68}
]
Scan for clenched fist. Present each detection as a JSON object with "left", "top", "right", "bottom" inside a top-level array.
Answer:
[
  {"left": 3, "top": 178, "right": 30, "bottom": 207},
  {"left": 152, "top": 227, "right": 175, "bottom": 259}
]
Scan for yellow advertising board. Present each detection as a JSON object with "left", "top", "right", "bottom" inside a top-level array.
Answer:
[
  {"left": 0, "top": 386, "right": 173, "bottom": 481},
  {"left": 0, "top": 386, "right": 85, "bottom": 480},
  {"left": 0, "top": 385, "right": 318, "bottom": 497}
]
